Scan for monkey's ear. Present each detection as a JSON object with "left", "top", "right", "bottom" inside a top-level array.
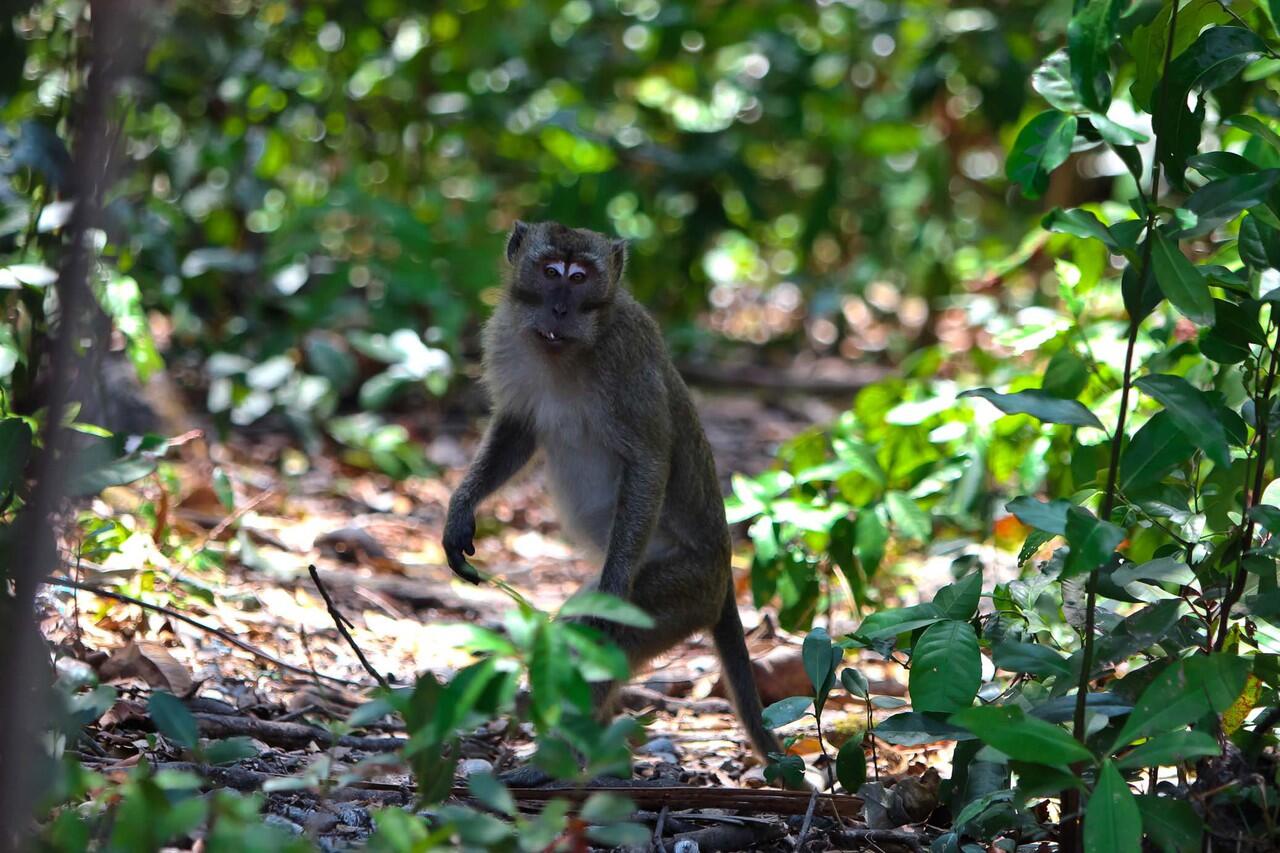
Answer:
[
  {"left": 610, "top": 238, "right": 628, "bottom": 283},
  {"left": 506, "top": 221, "right": 529, "bottom": 264}
]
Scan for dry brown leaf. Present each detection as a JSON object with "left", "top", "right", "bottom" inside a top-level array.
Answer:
[{"left": 98, "top": 641, "right": 194, "bottom": 696}]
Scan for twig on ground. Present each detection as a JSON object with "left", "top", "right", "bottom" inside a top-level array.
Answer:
[
  {"left": 796, "top": 789, "right": 819, "bottom": 849},
  {"left": 43, "top": 575, "right": 361, "bottom": 687},
  {"left": 474, "top": 783, "right": 862, "bottom": 817},
  {"left": 190, "top": 712, "right": 404, "bottom": 752},
  {"left": 826, "top": 828, "right": 926, "bottom": 852},
  {"left": 308, "top": 564, "right": 390, "bottom": 689},
  {"left": 669, "top": 822, "right": 788, "bottom": 851},
  {"left": 654, "top": 805, "right": 669, "bottom": 853}
]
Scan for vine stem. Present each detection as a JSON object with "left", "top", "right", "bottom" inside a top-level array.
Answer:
[
  {"left": 1071, "top": 314, "right": 1140, "bottom": 744},
  {"left": 1215, "top": 334, "right": 1280, "bottom": 652},
  {"left": 1062, "top": 6, "right": 1180, "bottom": 851}
]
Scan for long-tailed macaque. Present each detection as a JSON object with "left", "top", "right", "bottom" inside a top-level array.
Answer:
[{"left": 443, "top": 221, "right": 780, "bottom": 769}]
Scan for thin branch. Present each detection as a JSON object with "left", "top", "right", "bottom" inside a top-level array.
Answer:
[
  {"left": 796, "top": 789, "right": 819, "bottom": 849},
  {"left": 42, "top": 575, "right": 361, "bottom": 687},
  {"left": 1215, "top": 333, "right": 1280, "bottom": 651},
  {"left": 308, "top": 564, "right": 390, "bottom": 689}
]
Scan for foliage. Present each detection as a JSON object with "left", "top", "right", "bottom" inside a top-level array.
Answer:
[
  {"left": 733, "top": 1, "right": 1280, "bottom": 849},
  {"left": 1, "top": 0, "right": 1064, "bottom": 461}
]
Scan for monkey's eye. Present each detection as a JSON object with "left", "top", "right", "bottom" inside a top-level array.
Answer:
[
  {"left": 569, "top": 271, "right": 586, "bottom": 283},
  {"left": 543, "top": 266, "right": 560, "bottom": 279}
]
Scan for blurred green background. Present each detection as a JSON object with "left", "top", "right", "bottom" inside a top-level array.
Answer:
[{"left": 3, "top": 0, "right": 1082, "bottom": 458}]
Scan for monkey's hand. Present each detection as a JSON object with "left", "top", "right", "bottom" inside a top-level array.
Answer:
[{"left": 443, "top": 507, "right": 483, "bottom": 585}]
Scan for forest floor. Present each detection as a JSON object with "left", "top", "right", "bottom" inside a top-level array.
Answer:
[{"left": 39, "top": 385, "right": 959, "bottom": 850}]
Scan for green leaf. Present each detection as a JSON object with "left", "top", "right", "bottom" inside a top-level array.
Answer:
[
  {"left": 1201, "top": 299, "right": 1267, "bottom": 365},
  {"left": 100, "top": 275, "right": 164, "bottom": 382},
  {"left": 1224, "top": 113, "right": 1280, "bottom": 155},
  {"left": 855, "top": 602, "right": 945, "bottom": 641},
  {"left": 1119, "top": 412, "right": 1197, "bottom": 492},
  {"left": 1122, "top": 254, "right": 1162, "bottom": 322},
  {"left": 1109, "top": 655, "right": 1248, "bottom": 752},
  {"left": 468, "top": 772, "right": 516, "bottom": 817},
  {"left": 68, "top": 439, "right": 159, "bottom": 497},
  {"left": 1064, "top": 506, "right": 1126, "bottom": 578},
  {"left": 1134, "top": 374, "right": 1231, "bottom": 468},
  {"left": 993, "top": 641, "right": 1073, "bottom": 678},
  {"left": 934, "top": 571, "right": 982, "bottom": 621},
  {"left": 1150, "top": 232, "right": 1212, "bottom": 325},
  {"left": 1042, "top": 349, "right": 1091, "bottom": 400},
  {"left": 1126, "top": 0, "right": 1228, "bottom": 108},
  {"left": 580, "top": 791, "right": 634, "bottom": 823},
  {"left": 1068, "top": 0, "right": 1120, "bottom": 112},
  {"left": 586, "top": 823, "right": 649, "bottom": 847},
  {"left": 1115, "top": 730, "right": 1220, "bottom": 770},
  {"left": 961, "top": 388, "right": 1103, "bottom": 428},
  {"left": 1006, "top": 111, "right": 1078, "bottom": 199},
  {"left": 1042, "top": 207, "right": 1117, "bottom": 249},
  {"left": 0, "top": 418, "right": 32, "bottom": 494},
  {"left": 1136, "top": 795, "right": 1203, "bottom": 853},
  {"left": 949, "top": 704, "right": 1093, "bottom": 766},
  {"left": 1111, "top": 557, "right": 1196, "bottom": 588},
  {"left": 1170, "top": 171, "right": 1280, "bottom": 238},
  {"left": 840, "top": 667, "right": 869, "bottom": 699},
  {"left": 1240, "top": 213, "right": 1280, "bottom": 270},
  {"left": 1188, "top": 151, "right": 1257, "bottom": 179},
  {"left": 874, "top": 711, "right": 975, "bottom": 746},
  {"left": 884, "top": 491, "right": 931, "bottom": 541},
  {"left": 762, "top": 696, "right": 813, "bottom": 729},
  {"left": 1085, "top": 761, "right": 1142, "bottom": 853},
  {"left": 855, "top": 507, "right": 889, "bottom": 576},
  {"left": 559, "top": 591, "right": 654, "bottom": 628},
  {"left": 1153, "top": 27, "right": 1267, "bottom": 186},
  {"left": 909, "top": 620, "right": 981, "bottom": 714},
  {"left": 202, "top": 737, "right": 258, "bottom": 766},
  {"left": 1006, "top": 496, "right": 1072, "bottom": 535},
  {"left": 836, "top": 739, "right": 866, "bottom": 793},
  {"left": 148, "top": 691, "right": 198, "bottom": 750},
  {"left": 802, "top": 628, "right": 839, "bottom": 714},
  {"left": 1032, "top": 49, "right": 1084, "bottom": 113}
]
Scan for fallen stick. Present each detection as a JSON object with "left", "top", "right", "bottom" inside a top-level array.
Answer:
[
  {"left": 826, "top": 828, "right": 927, "bottom": 852},
  {"left": 670, "top": 822, "right": 788, "bottom": 852},
  {"left": 308, "top": 564, "right": 391, "bottom": 689},
  {"left": 192, "top": 712, "right": 404, "bottom": 752},
  {"left": 474, "top": 784, "right": 862, "bottom": 817},
  {"left": 44, "top": 575, "right": 363, "bottom": 687}
]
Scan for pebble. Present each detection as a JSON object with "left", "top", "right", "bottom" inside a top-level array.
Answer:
[
  {"left": 458, "top": 758, "right": 494, "bottom": 778},
  {"left": 636, "top": 737, "right": 678, "bottom": 756}
]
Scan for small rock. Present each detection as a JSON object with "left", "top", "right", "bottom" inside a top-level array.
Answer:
[
  {"left": 636, "top": 737, "right": 679, "bottom": 756},
  {"left": 263, "top": 814, "right": 304, "bottom": 836},
  {"left": 336, "top": 804, "right": 371, "bottom": 828},
  {"left": 458, "top": 758, "right": 494, "bottom": 778}
]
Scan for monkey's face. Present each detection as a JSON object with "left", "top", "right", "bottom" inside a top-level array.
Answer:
[{"left": 504, "top": 221, "right": 626, "bottom": 353}]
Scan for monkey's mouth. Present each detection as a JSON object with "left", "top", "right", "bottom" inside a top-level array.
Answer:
[{"left": 535, "top": 329, "right": 571, "bottom": 350}]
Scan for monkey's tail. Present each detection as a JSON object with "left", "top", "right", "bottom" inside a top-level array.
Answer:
[{"left": 712, "top": 588, "right": 782, "bottom": 761}]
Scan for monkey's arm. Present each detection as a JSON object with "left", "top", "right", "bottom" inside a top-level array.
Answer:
[
  {"left": 598, "top": 457, "right": 667, "bottom": 598},
  {"left": 443, "top": 412, "right": 537, "bottom": 583}
]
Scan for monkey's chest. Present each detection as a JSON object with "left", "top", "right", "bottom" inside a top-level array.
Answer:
[{"left": 540, "top": 429, "right": 621, "bottom": 554}]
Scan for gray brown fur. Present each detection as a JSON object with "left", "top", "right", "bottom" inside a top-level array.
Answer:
[{"left": 443, "top": 221, "right": 780, "bottom": 762}]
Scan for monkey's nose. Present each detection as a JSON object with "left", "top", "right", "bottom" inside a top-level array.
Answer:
[{"left": 552, "top": 303, "right": 569, "bottom": 318}]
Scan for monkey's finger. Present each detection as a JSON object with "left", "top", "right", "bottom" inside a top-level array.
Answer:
[{"left": 464, "top": 542, "right": 475, "bottom": 556}]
